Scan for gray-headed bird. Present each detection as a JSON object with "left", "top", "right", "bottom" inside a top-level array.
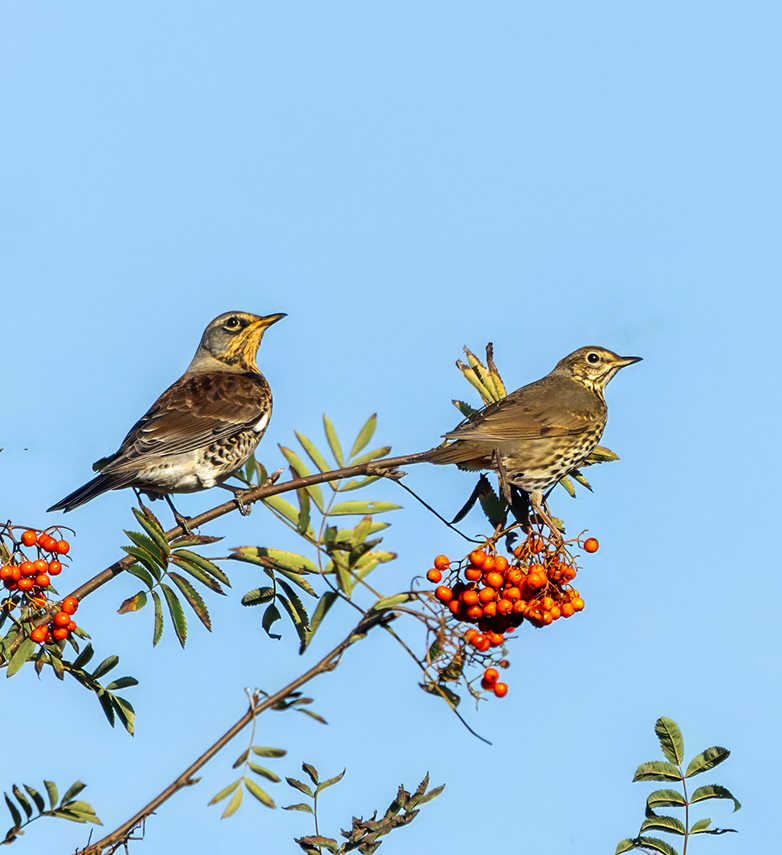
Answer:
[{"left": 48, "top": 311, "right": 285, "bottom": 525}]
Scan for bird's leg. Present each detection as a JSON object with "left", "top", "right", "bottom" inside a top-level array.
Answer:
[
  {"left": 163, "top": 494, "right": 195, "bottom": 534},
  {"left": 132, "top": 488, "right": 155, "bottom": 518},
  {"left": 493, "top": 449, "right": 514, "bottom": 507},
  {"left": 508, "top": 486, "right": 531, "bottom": 531},
  {"left": 529, "top": 491, "right": 563, "bottom": 544},
  {"left": 216, "top": 483, "right": 253, "bottom": 516}
]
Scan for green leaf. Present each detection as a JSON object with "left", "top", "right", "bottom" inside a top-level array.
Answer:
[
  {"left": 248, "top": 763, "right": 281, "bottom": 782},
  {"left": 655, "top": 718, "right": 685, "bottom": 766},
  {"left": 286, "top": 778, "right": 313, "bottom": 798},
  {"left": 231, "top": 546, "right": 318, "bottom": 575},
  {"left": 170, "top": 550, "right": 230, "bottom": 586},
  {"left": 132, "top": 507, "right": 171, "bottom": 556},
  {"left": 349, "top": 413, "right": 377, "bottom": 459},
  {"left": 558, "top": 475, "right": 576, "bottom": 498},
  {"left": 283, "top": 802, "right": 313, "bottom": 814},
  {"left": 348, "top": 445, "right": 392, "bottom": 467},
  {"left": 222, "top": 787, "right": 243, "bottom": 818},
  {"left": 298, "top": 836, "right": 339, "bottom": 853},
  {"left": 631, "top": 836, "right": 679, "bottom": 855},
  {"left": 125, "top": 562, "right": 156, "bottom": 588},
  {"left": 300, "top": 591, "right": 338, "bottom": 652},
  {"left": 685, "top": 747, "right": 729, "bottom": 778},
  {"left": 691, "top": 784, "right": 741, "bottom": 812},
  {"left": 11, "top": 787, "right": 31, "bottom": 820},
  {"left": 633, "top": 761, "right": 682, "bottom": 782},
  {"left": 323, "top": 414, "right": 344, "bottom": 466},
  {"left": 244, "top": 778, "right": 275, "bottom": 808},
  {"left": 278, "top": 580, "right": 310, "bottom": 629},
  {"left": 92, "top": 656, "right": 119, "bottom": 680},
  {"left": 242, "top": 587, "right": 276, "bottom": 606},
  {"left": 105, "top": 676, "right": 139, "bottom": 691},
  {"left": 640, "top": 815, "right": 685, "bottom": 836},
  {"left": 71, "top": 644, "right": 95, "bottom": 671},
  {"left": 161, "top": 584, "right": 188, "bottom": 648},
  {"left": 169, "top": 554, "right": 226, "bottom": 593},
  {"left": 453, "top": 400, "right": 477, "bottom": 418},
  {"left": 328, "top": 501, "right": 401, "bottom": 516},
  {"left": 252, "top": 747, "right": 287, "bottom": 758},
  {"left": 295, "top": 430, "right": 332, "bottom": 474},
  {"left": 647, "top": 790, "right": 686, "bottom": 810},
  {"left": 590, "top": 444, "right": 620, "bottom": 462},
  {"left": 279, "top": 446, "right": 325, "bottom": 511},
  {"left": 151, "top": 590, "right": 164, "bottom": 646},
  {"left": 169, "top": 533, "right": 223, "bottom": 549},
  {"left": 263, "top": 495, "right": 307, "bottom": 532},
  {"left": 61, "top": 781, "right": 87, "bottom": 805},
  {"left": 168, "top": 571, "right": 211, "bottom": 630},
  {"left": 44, "top": 780, "right": 58, "bottom": 811},
  {"left": 302, "top": 763, "right": 318, "bottom": 785},
  {"left": 209, "top": 780, "right": 241, "bottom": 805},
  {"left": 4, "top": 793, "right": 21, "bottom": 828},
  {"left": 689, "top": 819, "right": 711, "bottom": 833},
  {"left": 262, "top": 603, "right": 282, "bottom": 638},
  {"left": 316, "top": 769, "right": 345, "bottom": 794},
  {"left": 371, "top": 593, "right": 417, "bottom": 612},
  {"left": 277, "top": 592, "right": 309, "bottom": 645},
  {"left": 7, "top": 638, "right": 35, "bottom": 677},
  {"left": 121, "top": 543, "right": 164, "bottom": 577},
  {"left": 124, "top": 530, "right": 166, "bottom": 567},
  {"left": 337, "top": 476, "right": 381, "bottom": 492},
  {"left": 296, "top": 486, "right": 311, "bottom": 535}
]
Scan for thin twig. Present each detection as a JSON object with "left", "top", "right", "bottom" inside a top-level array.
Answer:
[{"left": 77, "top": 612, "right": 393, "bottom": 855}]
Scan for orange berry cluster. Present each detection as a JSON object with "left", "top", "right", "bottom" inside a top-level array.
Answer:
[
  {"left": 1, "top": 529, "right": 79, "bottom": 643},
  {"left": 481, "top": 666, "right": 508, "bottom": 698},
  {"left": 429, "top": 533, "right": 596, "bottom": 641}
]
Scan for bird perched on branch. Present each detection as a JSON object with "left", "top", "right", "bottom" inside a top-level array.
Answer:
[
  {"left": 422, "top": 346, "right": 641, "bottom": 534},
  {"left": 48, "top": 311, "right": 286, "bottom": 527}
]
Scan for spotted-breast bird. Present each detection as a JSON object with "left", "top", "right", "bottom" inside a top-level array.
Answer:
[
  {"left": 423, "top": 346, "right": 641, "bottom": 533},
  {"left": 48, "top": 311, "right": 285, "bottom": 525}
]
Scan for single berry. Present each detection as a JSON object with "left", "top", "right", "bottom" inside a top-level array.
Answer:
[
  {"left": 52, "top": 627, "right": 69, "bottom": 640},
  {"left": 21, "top": 530, "right": 37, "bottom": 547},
  {"left": 466, "top": 604, "right": 483, "bottom": 619},
  {"left": 30, "top": 626, "right": 48, "bottom": 643},
  {"left": 48, "top": 560, "right": 62, "bottom": 575},
  {"left": 494, "top": 555, "right": 509, "bottom": 573},
  {"left": 583, "top": 537, "right": 599, "bottom": 553},
  {"left": 484, "top": 667, "right": 499, "bottom": 683},
  {"left": 20, "top": 561, "right": 35, "bottom": 577},
  {"left": 32, "top": 558, "right": 47, "bottom": 573},
  {"left": 461, "top": 590, "right": 480, "bottom": 606},
  {"left": 34, "top": 574, "right": 50, "bottom": 588},
  {"left": 433, "top": 555, "right": 450, "bottom": 570},
  {"left": 493, "top": 682, "right": 508, "bottom": 697},
  {"left": 53, "top": 611, "right": 71, "bottom": 627},
  {"left": 55, "top": 540, "right": 70, "bottom": 555},
  {"left": 469, "top": 549, "right": 487, "bottom": 567},
  {"left": 67, "top": 620, "right": 77, "bottom": 632},
  {"left": 434, "top": 585, "right": 453, "bottom": 602},
  {"left": 485, "top": 571, "right": 504, "bottom": 588},
  {"left": 482, "top": 555, "right": 496, "bottom": 572},
  {"left": 62, "top": 597, "right": 79, "bottom": 614},
  {"left": 481, "top": 677, "right": 496, "bottom": 690},
  {"left": 571, "top": 597, "right": 585, "bottom": 611},
  {"left": 464, "top": 566, "right": 482, "bottom": 582},
  {"left": 18, "top": 578, "right": 34, "bottom": 592},
  {"left": 426, "top": 568, "right": 442, "bottom": 583}
]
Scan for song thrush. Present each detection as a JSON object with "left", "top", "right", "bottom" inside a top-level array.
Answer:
[
  {"left": 423, "top": 346, "right": 641, "bottom": 532},
  {"left": 48, "top": 311, "right": 285, "bottom": 522}
]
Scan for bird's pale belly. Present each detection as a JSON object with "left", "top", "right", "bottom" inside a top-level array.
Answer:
[{"left": 132, "top": 431, "right": 261, "bottom": 494}]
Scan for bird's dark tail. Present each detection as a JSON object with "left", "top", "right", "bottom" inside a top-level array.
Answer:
[{"left": 47, "top": 472, "right": 136, "bottom": 513}]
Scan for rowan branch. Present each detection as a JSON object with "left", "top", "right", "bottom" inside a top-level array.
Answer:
[{"left": 77, "top": 610, "right": 395, "bottom": 855}]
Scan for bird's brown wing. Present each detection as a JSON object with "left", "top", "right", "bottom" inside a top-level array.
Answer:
[
  {"left": 443, "top": 379, "right": 597, "bottom": 442},
  {"left": 101, "top": 372, "right": 271, "bottom": 472}
]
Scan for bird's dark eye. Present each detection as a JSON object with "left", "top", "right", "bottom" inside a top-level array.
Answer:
[
  {"left": 224, "top": 316, "right": 241, "bottom": 330},
  {"left": 587, "top": 352, "right": 600, "bottom": 364}
]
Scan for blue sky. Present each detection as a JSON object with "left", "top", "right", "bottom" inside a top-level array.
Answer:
[{"left": 1, "top": 2, "right": 778, "bottom": 853}]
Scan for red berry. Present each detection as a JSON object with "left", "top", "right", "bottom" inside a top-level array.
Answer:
[
  {"left": 17, "top": 578, "right": 34, "bottom": 591},
  {"left": 20, "top": 561, "right": 35, "bottom": 577},
  {"left": 34, "top": 574, "right": 50, "bottom": 588},
  {"left": 433, "top": 555, "right": 450, "bottom": 570},
  {"left": 426, "top": 568, "right": 442, "bottom": 583},
  {"left": 55, "top": 540, "right": 70, "bottom": 555},
  {"left": 493, "top": 682, "right": 508, "bottom": 697},
  {"left": 469, "top": 549, "right": 487, "bottom": 567},
  {"left": 494, "top": 555, "right": 509, "bottom": 573},
  {"left": 32, "top": 558, "right": 48, "bottom": 573},
  {"left": 21, "top": 530, "right": 37, "bottom": 547},
  {"left": 30, "top": 626, "right": 48, "bottom": 643},
  {"left": 464, "top": 566, "right": 482, "bottom": 582},
  {"left": 53, "top": 611, "right": 71, "bottom": 627},
  {"left": 484, "top": 667, "right": 499, "bottom": 683},
  {"left": 62, "top": 597, "right": 79, "bottom": 614},
  {"left": 434, "top": 585, "right": 453, "bottom": 602},
  {"left": 67, "top": 620, "right": 77, "bottom": 632},
  {"left": 48, "top": 560, "right": 62, "bottom": 575},
  {"left": 583, "top": 537, "right": 599, "bottom": 553},
  {"left": 38, "top": 533, "right": 53, "bottom": 549},
  {"left": 52, "top": 627, "right": 69, "bottom": 640}
]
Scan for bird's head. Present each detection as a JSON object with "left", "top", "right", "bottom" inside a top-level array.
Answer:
[
  {"left": 555, "top": 346, "right": 642, "bottom": 393},
  {"left": 189, "top": 311, "right": 286, "bottom": 373}
]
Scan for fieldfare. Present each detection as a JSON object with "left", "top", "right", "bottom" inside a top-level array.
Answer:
[
  {"left": 423, "top": 346, "right": 641, "bottom": 533},
  {"left": 48, "top": 311, "right": 285, "bottom": 524}
]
